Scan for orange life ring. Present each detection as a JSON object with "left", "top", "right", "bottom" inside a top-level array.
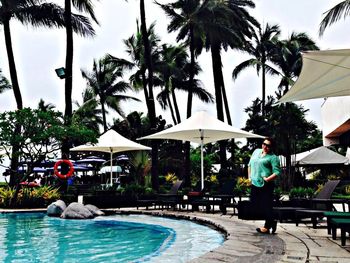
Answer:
[{"left": 54, "top": 159, "right": 74, "bottom": 179}]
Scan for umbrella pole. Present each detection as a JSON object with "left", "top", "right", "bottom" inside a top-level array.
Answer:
[
  {"left": 200, "top": 129, "right": 204, "bottom": 190},
  {"left": 110, "top": 150, "right": 113, "bottom": 186}
]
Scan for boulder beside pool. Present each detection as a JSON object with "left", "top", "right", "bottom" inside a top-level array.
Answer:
[
  {"left": 47, "top": 200, "right": 67, "bottom": 217},
  {"left": 85, "top": 204, "right": 105, "bottom": 216},
  {"left": 60, "top": 202, "right": 94, "bottom": 219},
  {"left": 47, "top": 201, "right": 105, "bottom": 219}
]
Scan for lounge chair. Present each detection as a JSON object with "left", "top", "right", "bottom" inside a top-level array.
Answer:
[
  {"left": 273, "top": 180, "right": 342, "bottom": 228},
  {"left": 294, "top": 180, "right": 348, "bottom": 228},
  {"left": 273, "top": 180, "right": 341, "bottom": 225},
  {"left": 157, "top": 180, "right": 184, "bottom": 209}
]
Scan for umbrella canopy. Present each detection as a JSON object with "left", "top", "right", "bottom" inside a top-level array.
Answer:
[
  {"left": 278, "top": 49, "right": 350, "bottom": 104},
  {"left": 99, "top": 165, "right": 122, "bottom": 174},
  {"left": 139, "top": 111, "right": 264, "bottom": 189},
  {"left": 294, "top": 146, "right": 349, "bottom": 166},
  {"left": 70, "top": 129, "right": 151, "bottom": 185},
  {"left": 75, "top": 156, "right": 106, "bottom": 164}
]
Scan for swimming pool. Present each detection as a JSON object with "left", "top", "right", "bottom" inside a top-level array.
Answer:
[{"left": 0, "top": 213, "right": 224, "bottom": 262}]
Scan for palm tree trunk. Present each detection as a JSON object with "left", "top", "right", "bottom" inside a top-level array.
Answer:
[
  {"left": 183, "top": 27, "right": 196, "bottom": 188},
  {"left": 65, "top": 0, "right": 73, "bottom": 121},
  {"left": 101, "top": 98, "right": 108, "bottom": 131},
  {"left": 3, "top": 20, "right": 22, "bottom": 110},
  {"left": 140, "top": 0, "right": 159, "bottom": 191},
  {"left": 211, "top": 45, "right": 227, "bottom": 170},
  {"left": 62, "top": 0, "right": 74, "bottom": 157},
  {"left": 262, "top": 63, "right": 266, "bottom": 115},
  {"left": 3, "top": 20, "right": 23, "bottom": 186},
  {"left": 167, "top": 93, "right": 177, "bottom": 125},
  {"left": 171, "top": 88, "right": 181, "bottom": 124}
]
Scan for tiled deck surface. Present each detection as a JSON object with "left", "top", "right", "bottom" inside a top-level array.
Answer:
[
  {"left": 116, "top": 208, "right": 350, "bottom": 263},
  {"left": 1, "top": 207, "right": 350, "bottom": 262}
]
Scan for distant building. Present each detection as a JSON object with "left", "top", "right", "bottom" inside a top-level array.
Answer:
[{"left": 322, "top": 96, "right": 350, "bottom": 147}]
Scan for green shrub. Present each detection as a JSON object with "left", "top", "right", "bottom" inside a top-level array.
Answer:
[
  {"left": 289, "top": 187, "right": 314, "bottom": 199},
  {"left": 0, "top": 187, "right": 15, "bottom": 207},
  {"left": 0, "top": 186, "right": 61, "bottom": 208}
]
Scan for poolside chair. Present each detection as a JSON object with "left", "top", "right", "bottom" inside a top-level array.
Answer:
[
  {"left": 273, "top": 180, "right": 342, "bottom": 227},
  {"left": 137, "top": 180, "right": 184, "bottom": 210},
  {"left": 323, "top": 211, "right": 350, "bottom": 235},
  {"left": 190, "top": 179, "right": 237, "bottom": 214},
  {"left": 157, "top": 180, "right": 184, "bottom": 210},
  {"left": 329, "top": 217, "right": 350, "bottom": 246}
]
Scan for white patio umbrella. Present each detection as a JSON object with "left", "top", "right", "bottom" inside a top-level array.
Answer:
[
  {"left": 139, "top": 111, "right": 264, "bottom": 190},
  {"left": 70, "top": 129, "right": 151, "bottom": 185},
  {"left": 278, "top": 49, "right": 350, "bottom": 104}
]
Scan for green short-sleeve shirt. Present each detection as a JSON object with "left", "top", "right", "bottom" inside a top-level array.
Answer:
[{"left": 248, "top": 149, "right": 281, "bottom": 187}]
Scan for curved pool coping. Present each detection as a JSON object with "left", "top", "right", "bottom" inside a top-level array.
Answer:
[{"left": 112, "top": 209, "right": 285, "bottom": 262}]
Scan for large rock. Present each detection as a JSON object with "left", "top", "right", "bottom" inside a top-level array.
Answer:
[
  {"left": 85, "top": 204, "right": 105, "bottom": 216},
  {"left": 61, "top": 202, "right": 94, "bottom": 219},
  {"left": 47, "top": 200, "right": 67, "bottom": 217}
]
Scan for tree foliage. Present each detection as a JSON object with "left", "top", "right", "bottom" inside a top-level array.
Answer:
[{"left": 0, "top": 108, "right": 97, "bottom": 183}]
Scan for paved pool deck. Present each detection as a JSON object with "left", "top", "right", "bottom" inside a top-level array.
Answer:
[
  {"left": 1, "top": 207, "right": 350, "bottom": 262},
  {"left": 117, "top": 208, "right": 350, "bottom": 263}
]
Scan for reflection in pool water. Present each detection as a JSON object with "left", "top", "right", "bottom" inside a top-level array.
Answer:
[{"left": 0, "top": 213, "right": 224, "bottom": 262}]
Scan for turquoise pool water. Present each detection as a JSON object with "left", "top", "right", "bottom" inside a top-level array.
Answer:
[{"left": 0, "top": 213, "right": 224, "bottom": 262}]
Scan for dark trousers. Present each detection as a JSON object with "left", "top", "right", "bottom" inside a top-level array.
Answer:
[{"left": 250, "top": 182, "right": 276, "bottom": 229}]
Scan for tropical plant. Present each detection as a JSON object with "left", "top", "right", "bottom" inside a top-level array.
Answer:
[
  {"left": 232, "top": 23, "right": 281, "bottom": 114},
  {"left": 138, "top": 0, "right": 160, "bottom": 191},
  {"left": 0, "top": 186, "right": 60, "bottom": 208},
  {"left": 289, "top": 186, "right": 314, "bottom": 199},
  {"left": 319, "top": 1, "right": 350, "bottom": 36},
  {"left": 201, "top": 0, "right": 258, "bottom": 170},
  {"left": 0, "top": 108, "right": 97, "bottom": 205},
  {"left": 0, "top": 0, "right": 95, "bottom": 110},
  {"left": 61, "top": 0, "right": 98, "bottom": 157},
  {"left": 81, "top": 55, "right": 140, "bottom": 131},
  {"left": 37, "top": 99, "right": 55, "bottom": 111},
  {"left": 129, "top": 151, "right": 151, "bottom": 185},
  {"left": 0, "top": 187, "right": 15, "bottom": 207},
  {"left": 269, "top": 32, "right": 319, "bottom": 188},
  {"left": 157, "top": 0, "right": 207, "bottom": 187},
  {"left": 271, "top": 32, "right": 319, "bottom": 95},
  {"left": 0, "top": 69, "right": 11, "bottom": 94},
  {"left": 155, "top": 43, "right": 214, "bottom": 124}
]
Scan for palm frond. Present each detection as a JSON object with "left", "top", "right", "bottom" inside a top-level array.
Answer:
[{"left": 319, "top": 1, "right": 350, "bottom": 36}]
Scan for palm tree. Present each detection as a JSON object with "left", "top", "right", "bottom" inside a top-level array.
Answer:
[
  {"left": 0, "top": 0, "right": 95, "bottom": 110},
  {"left": 319, "top": 1, "right": 350, "bottom": 36},
  {"left": 138, "top": 0, "right": 160, "bottom": 190},
  {"left": 61, "top": 0, "right": 98, "bottom": 157},
  {"left": 271, "top": 32, "right": 319, "bottom": 187},
  {"left": 155, "top": 43, "right": 213, "bottom": 125},
  {"left": 0, "top": 69, "right": 11, "bottom": 94},
  {"left": 81, "top": 55, "right": 140, "bottom": 132},
  {"left": 37, "top": 99, "right": 56, "bottom": 111},
  {"left": 157, "top": 0, "right": 207, "bottom": 187},
  {"left": 73, "top": 87, "right": 103, "bottom": 133},
  {"left": 157, "top": 0, "right": 207, "bottom": 119},
  {"left": 199, "top": 0, "right": 258, "bottom": 170},
  {"left": 0, "top": 0, "right": 94, "bottom": 186},
  {"left": 272, "top": 32, "right": 319, "bottom": 95},
  {"left": 63, "top": 0, "right": 98, "bottom": 120},
  {"left": 232, "top": 23, "right": 280, "bottom": 115}
]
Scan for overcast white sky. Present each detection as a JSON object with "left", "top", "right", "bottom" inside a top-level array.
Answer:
[{"left": 0, "top": 0, "right": 349, "bottom": 130}]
